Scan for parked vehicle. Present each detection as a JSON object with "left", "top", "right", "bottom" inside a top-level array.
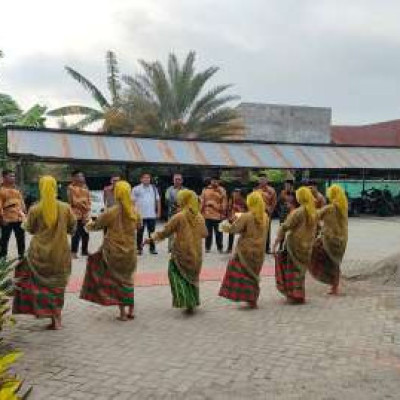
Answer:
[{"left": 349, "top": 188, "right": 398, "bottom": 217}]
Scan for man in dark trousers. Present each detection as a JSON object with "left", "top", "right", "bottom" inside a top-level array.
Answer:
[
  {"left": 68, "top": 170, "right": 91, "bottom": 259},
  {"left": 200, "top": 176, "right": 228, "bottom": 253},
  {"left": 0, "top": 170, "right": 26, "bottom": 259}
]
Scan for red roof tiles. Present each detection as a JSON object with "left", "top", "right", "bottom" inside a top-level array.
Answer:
[{"left": 332, "top": 120, "right": 400, "bottom": 147}]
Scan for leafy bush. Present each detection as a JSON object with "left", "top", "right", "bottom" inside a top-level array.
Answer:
[{"left": 0, "top": 257, "right": 31, "bottom": 399}]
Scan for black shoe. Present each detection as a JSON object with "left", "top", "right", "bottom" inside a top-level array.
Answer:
[
  {"left": 150, "top": 250, "right": 158, "bottom": 255},
  {"left": 137, "top": 249, "right": 143, "bottom": 255},
  {"left": 205, "top": 249, "right": 211, "bottom": 253},
  {"left": 81, "top": 252, "right": 89, "bottom": 257}
]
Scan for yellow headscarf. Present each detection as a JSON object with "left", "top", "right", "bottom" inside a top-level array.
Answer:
[
  {"left": 37, "top": 175, "right": 58, "bottom": 228},
  {"left": 177, "top": 189, "right": 199, "bottom": 215},
  {"left": 327, "top": 184, "right": 348, "bottom": 217},
  {"left": 114, "top": 180, "right": 137, "bottom": 221},
  {"left": 296, "top": 186, "right": 317, "bottom": 224},
  {"left": 246, "top": 191, "right": 267, "bottom": 226}
]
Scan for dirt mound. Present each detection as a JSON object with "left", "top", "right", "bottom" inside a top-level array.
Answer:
[{"left": 346, "top": 253, "right": 400, "bottom": 285}]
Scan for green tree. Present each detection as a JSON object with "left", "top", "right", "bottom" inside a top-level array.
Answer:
[
  {"left": 123, "top": 51, "right": 243, "bottom": 140},
  {"left": 0, "top": 94, "right": 21, "bottom": 125},
  {"left": 48, "top": 51, "right": 131, "bottom": 133},
  {"left": 249, "top": 169, "right": 288, "bottom": 184},
  {"left": 0, "top": 94, "right": 46, "bottom": 128}
]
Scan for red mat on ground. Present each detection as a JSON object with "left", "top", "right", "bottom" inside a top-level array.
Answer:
[{"left": 67, "top": 264, "right": 275, "bottom": 293}]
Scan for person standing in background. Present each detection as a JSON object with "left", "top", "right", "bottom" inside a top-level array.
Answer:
[
  {"left": 165, "top": 173, "right": 186, "bottom": 251},
  {"left": 132, "top": 173, "right": 161, "bottom": 255},
  {"left": 200, "top": 176, "right": 227, "bottom": 253},
  {"left": 225, "top": 188, "right": 247, "bottom": 253},
  {"left": 278, "top": 179, "right": 295, "bottom": 224},
  {"left": 0, "top": 170, "right": 26, "bottom": 259},
  {"left": 308, "top": 180, "right": 326, "bottom": 209},
  {"left": 254, "top": 175, "right": 277, "bottom": 254},
  {"left": 68, "top": 170, "right": 91, "bottom": 259},
  {"left": 103, "top": 174, "right": 121, "bottom": 209}
]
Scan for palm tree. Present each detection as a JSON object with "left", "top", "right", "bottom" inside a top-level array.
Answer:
[
  {"left": 123, "top": 51, "right": 243, "bottom": 140},
  {"left": 48, "top": 51, "right": 131, "bottom": 133}
]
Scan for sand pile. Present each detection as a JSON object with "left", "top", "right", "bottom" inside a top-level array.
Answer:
[{"left": 346, "top": 252, "right": 400, "bottom": 285}]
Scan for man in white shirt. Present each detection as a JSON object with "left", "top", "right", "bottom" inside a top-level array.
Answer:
[{"left": 132, "top": 173, "right": 161, "bottom": 255}]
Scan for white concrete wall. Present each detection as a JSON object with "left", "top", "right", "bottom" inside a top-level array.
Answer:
[{"left": 238, "top": 103, "right": 332, "bottom": 144}]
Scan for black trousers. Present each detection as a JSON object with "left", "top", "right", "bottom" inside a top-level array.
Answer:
[
  {"left": 137, "top": 218, "right": 156, "bottom": 252},
  {"left": 205, "top": 219, "right": 223, "bottom": 251},
  {"left": 265, "top": 217, "right": 272, "bottom": 254},
  {"left": 0, "top": 222, "right": 25, "bottom": 259},
  {"left": 71, "top": 220, "right": 89, "bottom": 255},
  {"left": 227, "top": 234, "right": 235, "bottom": 251}
]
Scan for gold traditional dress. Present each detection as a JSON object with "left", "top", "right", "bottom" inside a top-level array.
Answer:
[
  {"left": 309, "top": 186, "right": 348, "bottom": 286},
  {"left": 219, "top": 196, "right": 269, "bottom": 305},
  {"left": 13, "top": 196, "right": 76, "bottom": 317},
  {"left": 152, "top": 190, "right": 208, "bottom": 310},
  {"left": 275, "top": 188, "right": 317, "bottom": 303},
  {"left": 80, "top": 204, "right": 138, "bottom": 306}
]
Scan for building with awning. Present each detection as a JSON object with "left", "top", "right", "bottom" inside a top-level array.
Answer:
[{"left": 3, "top": 126, "right": 400, "bottom": 171}]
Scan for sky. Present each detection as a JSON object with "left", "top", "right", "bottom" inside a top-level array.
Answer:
[{"left": 0, "top": 0, "right": 400, "bottom": 125}]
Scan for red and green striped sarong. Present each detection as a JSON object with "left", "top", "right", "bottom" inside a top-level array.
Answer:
[
  {"left": 309, "top": 238, "right": 340, "bottom": 286},
  {"left": 168, "top": 260, "right": 200, "bottom": 309},
  {"left": 13, "top": 259, "right": 65, "bottom": 317},
  {"left": 80, "top": 252, "right": 134, "bottom": 306},
  {"left": 219, "top": 258, "right": 260, "bottom": 304},
  {"left": 275, "top": 250, "right": 305, "bottom": 303}
]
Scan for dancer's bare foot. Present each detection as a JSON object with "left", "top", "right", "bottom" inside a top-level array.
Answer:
[
  {"left": 287, "top": 297, "right": 305, "bottom": 305},
  {"left": 248, "top": 301, "right": 258, "bottom": 309},
  {"left": 118, "top": 306, "right": 129, "bottom": 321},
  {"left": 46, "top": 321, "right": 56, "bottom": 330},
  {"left": 328, "top": 286, "right": 339, "bottom": 296},
  {"left": 127, "top": 306, "right": 134, "bottom": 319},
  {"left": 46, "top": 317, "right": 62, "bottom": 330},
  {"left": 328, "top": 288, "right": 339, "bottom": 296}
]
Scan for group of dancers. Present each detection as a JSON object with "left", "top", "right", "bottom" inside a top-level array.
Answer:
[{"left": 11, "top": 174, "right": 348, "bottom": 329}]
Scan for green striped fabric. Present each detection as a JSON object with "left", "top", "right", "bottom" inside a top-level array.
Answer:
[
  {"left": 80, "top": 252, "right": 134, "bottom": 306},
  {"left": 168, "top": 260, "right": 200, "bottom": 309},
  {"left": 13, "top": 259, "right": 65, "bottom": 317}
]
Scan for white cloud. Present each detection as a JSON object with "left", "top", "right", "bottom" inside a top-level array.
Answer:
[{"left": 1, "top": 0, "right": 400, "bottom": 124}]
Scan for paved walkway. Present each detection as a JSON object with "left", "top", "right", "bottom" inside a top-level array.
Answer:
[{"left": 4, "top": 217, "right": 400, "bottom": 399}]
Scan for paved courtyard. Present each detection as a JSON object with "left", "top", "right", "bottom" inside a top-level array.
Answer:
[{"left": 4, "top": 217, "right": 400, "bottom": 399}]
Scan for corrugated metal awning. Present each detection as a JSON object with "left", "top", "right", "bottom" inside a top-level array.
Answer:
[{"left": 6, "top": 127, "right": 400, "bottom": 170}]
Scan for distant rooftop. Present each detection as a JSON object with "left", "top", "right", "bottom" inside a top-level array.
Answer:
[{"left": 332, "top": 120, "right": 400, "bottom": 147}]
